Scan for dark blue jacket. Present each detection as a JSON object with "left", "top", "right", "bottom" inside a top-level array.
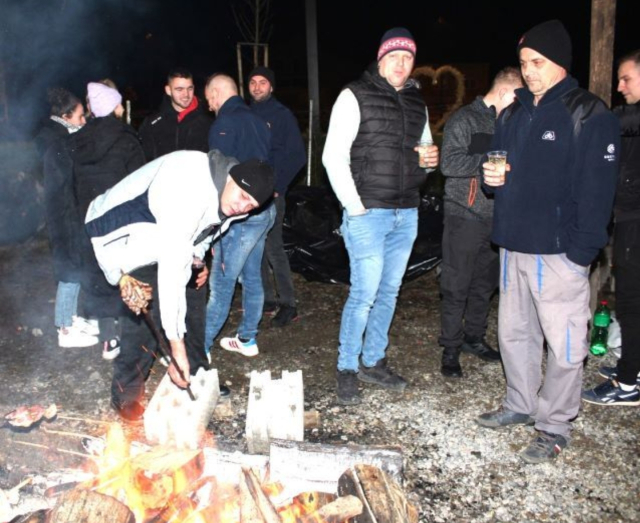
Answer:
[
  {"left": 490, "top": 77, "right": 620, "bottom": 266},
  {"left": 250, "top": 96, "right": 306, "bottom": 194},
  {"left": 208, "top": 95, "right": 270, "bottom": 162}
]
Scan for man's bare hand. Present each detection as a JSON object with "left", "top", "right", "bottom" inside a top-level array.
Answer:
[
  {"left": 119, "top": 274, "right": 152, "bottom": 315},
  {"left": 167, "top": 339, "right": 190, "bottom": 389},
  {"left": 483, "top": 161, "right": 511, "bottom": 187}
]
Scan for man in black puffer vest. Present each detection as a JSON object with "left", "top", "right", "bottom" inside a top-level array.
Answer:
[
  {"left": 323, "top": 28, "right": 439, "bottom": 406},
  {"left": 583, "top": 49, "right": 640, "bottom": 407},
  {"left": 138, "top": 68, "right": 212, "bottom": 162}
]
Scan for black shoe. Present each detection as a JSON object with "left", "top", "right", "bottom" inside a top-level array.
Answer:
[
  {"left": 461, "top": 338, "right": 501, "bottom": 362},
  {"left": 263, "top": 301, "right": 278, "bottom": 316},
  {"left": 219, "top": 385, "right": 231, "bottom": 397},
  {"left": 337, "top": 370, "right": 361, "bottom": 405},
  {"left": 111, "top": 399, "right": 145, "bottom": 423},
  {"left": 271, "top": 305, "right": 299, "bottom": 328},
  {"left": 358, "top": 358, "right": 407, "bottom": 391},
  {"left": 441, "top": 347, "right": 463, "bottom": 378}
]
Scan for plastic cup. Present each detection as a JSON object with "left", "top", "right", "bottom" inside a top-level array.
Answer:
[
  {"left": 417, "top": 140, "right": 433, "bottom": 168},
  {"left": 487, "top": 150, "right": 507, "bottom": 181}
]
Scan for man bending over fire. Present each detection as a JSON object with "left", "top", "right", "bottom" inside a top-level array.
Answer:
[{"left": 85, "top": 149, "right": 273, "bottom": 421}]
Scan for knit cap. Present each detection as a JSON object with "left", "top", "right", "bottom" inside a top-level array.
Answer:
[
  {"left": 517, "top": 20, "right": 572, "bottom": 71},
  {"left": 377, "top": 27, "right": 416, "bottom": 61},
  {"left": 248, "top": 66, "right": 275, "bottom": 89},
  {"left": 87, "top": 82, "right": 122, "bottom": 117},
  {"left": 229, "top": 159, "right": 274, "bottom": 206}
]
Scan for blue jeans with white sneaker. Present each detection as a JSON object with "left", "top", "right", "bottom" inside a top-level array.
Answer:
[
  {"left": 205, "top": 203, "right": 276, "bottom": 348},
  {"left": 55, "top": 281, "right": 81, "bottom": 328},
  {"left": 337, "top": 208, "right": 418, "bottom": 371}
]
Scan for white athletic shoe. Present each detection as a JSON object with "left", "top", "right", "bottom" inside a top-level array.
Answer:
[
  {"left": 72, "top": 316, "right": 100, "bottom": 337},
  {"left": 58, "top": 326, "right": 99, "bottom": 348},
  {"left": 220, "top": 336, "right": 259, "bottom": 357}
]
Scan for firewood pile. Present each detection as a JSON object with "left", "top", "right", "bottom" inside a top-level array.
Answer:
[{"left": 5, "top": 422, "right": 417, "bottom": 523}]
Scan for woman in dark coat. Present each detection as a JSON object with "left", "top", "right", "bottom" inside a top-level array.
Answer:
[
  {"left": 67, "top": 82, "right": 146, "bottom": 359},
  {"left": 36, "top": 87, "right": 100, "bottom": 348}
]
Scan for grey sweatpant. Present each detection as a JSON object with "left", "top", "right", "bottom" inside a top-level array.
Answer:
[{"left": 498, "top": 250, "right": 590, "bottom": 438}]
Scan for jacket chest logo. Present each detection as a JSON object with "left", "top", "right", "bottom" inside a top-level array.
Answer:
[{"left": 541, "top": 131, "right": 556, "bottom": 141}]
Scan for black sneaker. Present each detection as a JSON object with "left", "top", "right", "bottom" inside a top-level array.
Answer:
[
  {"left": 598, "top": 366, "right": 640, "bottom": 386},
  {"left": 441, "top": 347, "right": 463, "bottom": 378},
  {"left": 358, "top": 358, "right": 407, "bottom": 391},
  {"left": 476, "top": 407, "right": 535, "bottom": 429},
  {"left": 581, "top": 379, "right": 640, "bottom": 406},
  {"left": 271, "top": 305, "right": 299, "bottom": 328},
  {"left": 111, "top": 399, "right": 145, "bottom": 423},
  {"left": 461, "top": 338, "right": 501, "bottom": 362},
  {"left": 263, "top": 301, "right": 278, "bottom": 316},
  {"left": 520, "top": 431, "right": 568, "bottom": 464},
  {"left": 336, "top": 370, "right": 361, "bottom": 405}
]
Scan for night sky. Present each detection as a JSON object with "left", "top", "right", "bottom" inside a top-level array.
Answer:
[{"left": 1, "top": 0, "right": 638, "bottom": 136}]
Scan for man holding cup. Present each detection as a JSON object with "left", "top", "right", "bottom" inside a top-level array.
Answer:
[
  {"left": 439, "top": 68, "right": 522, "bottom": 378},
  {"left": 477, "top": 20, "right": 619, "bottom": 463},
  {"left": 323, "top": 27, "right": 438, "bottom": 406}
]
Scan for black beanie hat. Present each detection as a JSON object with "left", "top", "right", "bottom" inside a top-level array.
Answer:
[
  {"left": 229, "top": 159, "right": 274, "bottom": 206},
  {"left": 378, "top": 27, "right": 416, "bottom": 61},
  {"left": 248, "top": 66, "right": 275, "bottom": 89},
  {"left": 517, "top": 20, "right": 572, "bottom": 71}
]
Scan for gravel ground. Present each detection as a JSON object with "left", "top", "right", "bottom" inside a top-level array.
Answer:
[{"left": 0, "top": 237, "right": 638, "bottom": 522}]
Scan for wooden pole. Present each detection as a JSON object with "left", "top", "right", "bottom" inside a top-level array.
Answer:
[
  {"left": 589, "top": 0, "right": 617, "bottom": 106},
  {"left": 305, "top": 0, "right": 321, "bottom": 184}
]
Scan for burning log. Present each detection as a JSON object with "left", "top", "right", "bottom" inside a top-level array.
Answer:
[
  {"left": 241, "top": 467, "right": 282, "bottom": 523},
  {"left": 337, "top": 464, "right": 418, "bottom": 523},
  {"left": 298, "top": 495, "right": 364, "bottom": 523},
  {"left": 48, "top": 489, "right": 135, "bottom": 523},
  {"left": 129, "top": 446, "right": 205, "bottom": 510}
]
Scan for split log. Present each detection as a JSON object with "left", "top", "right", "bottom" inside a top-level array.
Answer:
[
  {"left": 338, "top": 464, "right": 418, "bottom": 523},
  {"left": 238, "top": 474, "right": 263, "bottom": 523},
  {"left": 298, "top": 495, "right": 364, "bottom": 523},
  {"left": 8, "top": 509, "right": 49, "bottom": 523},
  {"left": 48, "top": 489, "right": 134, "bottom": 523},
  {"left": 241, "top": 467, "right": 281, "bottom": 523},
  {"left": 269, "top": 439, "right": 404, "bottom": 496},
  {"left": 130, "top": 446, "right": 204, "bottom": 510}
]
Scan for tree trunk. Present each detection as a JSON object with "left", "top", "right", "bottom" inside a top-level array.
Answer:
[{"left": 589, "top": 0, "right": 617, "bottom": 106}]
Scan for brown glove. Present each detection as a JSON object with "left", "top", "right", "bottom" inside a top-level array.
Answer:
[{"left": 118, "top": 274, "right": 152, "bottom": 315}]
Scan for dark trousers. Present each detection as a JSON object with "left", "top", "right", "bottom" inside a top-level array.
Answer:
[
  {"left": 439, "top": 215, "right": 499, "bottom": 349},
  {"left": 614, "top": 219, "right": 640, "bottom": 385},
  {"left": 261, "top": 195, "right": 296, "bottom": 307},
  {"left": 111, "top": 264, "right": 208, "bottom": 406}
]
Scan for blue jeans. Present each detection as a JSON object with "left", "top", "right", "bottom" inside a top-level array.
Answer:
[
  {"left": 338, "top": 208, "right": 418, "bottom": 371},
  {"left": 205, "top": 203, "right": 276, "bottom": 347},
  {"left": 55, "top": 281, "right": 80, "bottom": 328}
]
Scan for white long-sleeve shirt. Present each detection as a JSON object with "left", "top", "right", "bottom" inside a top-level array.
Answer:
[
  {"left": 322, "top": 88, "right": 433, "bottom": 215},
  {"left": 85, "top": 150, "right": 244, "bottom": 340}
]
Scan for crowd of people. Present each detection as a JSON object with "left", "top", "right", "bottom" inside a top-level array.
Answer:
[{"left": 36, "top": 19, "right": 639, "bottom": 465}]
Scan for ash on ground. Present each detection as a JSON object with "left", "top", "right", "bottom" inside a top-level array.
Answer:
[{"left": 0, "top": 238, "right": 637, "bottom": 523}]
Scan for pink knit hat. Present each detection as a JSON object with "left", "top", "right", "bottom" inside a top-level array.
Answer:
[{"left": 87, "top": 82, "right": 122, "bottom": 117}]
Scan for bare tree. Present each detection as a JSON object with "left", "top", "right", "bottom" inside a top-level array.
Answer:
[{"left": 232, "top": 0, "right": 273, "bottom": 67}]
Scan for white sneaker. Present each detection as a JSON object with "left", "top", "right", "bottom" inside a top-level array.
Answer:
[
  {"left": 220, "top": 336, "right": 259, "bottom": 357},
  {"left": 72, "top": 316, "right": 100, "bottom": 336},
  {"left": 58, "top": 326, "right": 99, "bottom": 348}
]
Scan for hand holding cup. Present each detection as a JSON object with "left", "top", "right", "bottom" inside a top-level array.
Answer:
[
  {"left": 415, "top": 140, "right": 439, "bottom": 168},
  {"left": 483, "top": 150, "right": 508, "bottom": 187}
]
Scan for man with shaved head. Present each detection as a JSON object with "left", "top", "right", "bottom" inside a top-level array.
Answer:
[{"left": 203, "top": 74, "right": 275, "bottom": 361}]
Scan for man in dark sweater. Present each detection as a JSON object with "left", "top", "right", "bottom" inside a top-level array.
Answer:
[
  {"left": 138, "top": 68, "right": 212, "bottom": 162},
  {"left": 439, "top": 67, "right": 522, "bottom": 378},
  {"left": 248, "top": 66, "right": 307, "bottom": 327},
  {"left": 582, "top": 49, "right": 640, "bottom": 406},
  {"left": 477, "top": 20, "right": 619, "bottom": 464}
]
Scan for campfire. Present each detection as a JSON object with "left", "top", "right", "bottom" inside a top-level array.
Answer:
[{"left": 2, "top": 370, "right": 418, "bottom": 523}]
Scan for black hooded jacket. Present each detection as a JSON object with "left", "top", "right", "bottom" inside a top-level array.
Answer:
[
  {"left": 138, "top": 96, "right": 212, "bottom": 162},
  {"left": 614, "top": 101, "right": 640, "bottom": 222}
]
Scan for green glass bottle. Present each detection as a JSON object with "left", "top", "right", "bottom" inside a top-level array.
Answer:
[{"left": 589, "top": 301, "right": 611, "bottom": 356}]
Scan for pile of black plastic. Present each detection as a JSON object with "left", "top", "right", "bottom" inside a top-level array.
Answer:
[{"left": 283, "top": 186, "right": 443, "bottom": 284}]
